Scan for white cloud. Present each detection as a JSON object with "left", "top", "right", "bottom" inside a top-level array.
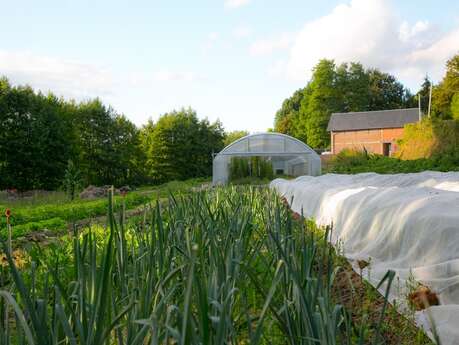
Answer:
[
  {"left": 399, "top": 20, "right": 430, "bottom": 42},
  {"left": 201, "top": 32, "right": 220, "bottom": 55},
  {"left": 250, "top": 33, "right": 293, "bottom": 56},
  {"left": 224, "top": 0, "right": 250, "bottom": 9},
  {"left": 208, "top": 32, "right": 219, "bottom": 42},
  {"left": 0, "top": 50, "right": 115, "bottom": 98},
  {"left": 232, "top": 25, "right": 252, "bottom": 39},
  {"left": 0, "top": 50, "right": 204, "bottom": 123},
  {"left": 153, "top": 69, "right": 199, "bottom": 83},
  {"left": 259, "top": 0, "right": 459, "bottom": 89}
]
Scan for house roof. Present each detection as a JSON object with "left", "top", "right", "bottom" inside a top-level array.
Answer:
[{"left": 327, "top": 108, "right": 420, "bottom": 132}]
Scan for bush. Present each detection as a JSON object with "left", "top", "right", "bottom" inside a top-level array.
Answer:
[
  {"left": 397, "top": 118, "right": 459, "bottom": 160},
  {"left": 328, "top": 148, "right": 459, "bottom": 174}
]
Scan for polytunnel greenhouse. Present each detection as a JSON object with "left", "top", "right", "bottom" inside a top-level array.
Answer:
[{"left": 212, "top": 132, "right": 321, "bottom": 184}]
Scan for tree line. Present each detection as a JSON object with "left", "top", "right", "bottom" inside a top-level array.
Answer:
[
  {"left": 274, "top": 54, "right": 459, "bottom": 149},
  {"left": 0, "top": 77, "right": 232, "bottom": 191}
]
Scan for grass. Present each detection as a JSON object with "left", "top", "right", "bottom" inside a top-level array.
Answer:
[
  {"left": 0, "top": 190, "right": 68, "bottom": 207},
  {"left": 0, "top": 185, "right": 432, "bottom": 344},
  {"left": 229, "top": 174, "right": 294, "bottom": 186}
]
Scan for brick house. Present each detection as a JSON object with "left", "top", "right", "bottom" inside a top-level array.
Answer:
[{"left": 327, "top": 108, "right": 421, "bottom": 156}]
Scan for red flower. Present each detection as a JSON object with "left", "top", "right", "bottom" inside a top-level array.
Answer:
[{"left": 5, "top": 209, "right": 11, "bottom": 218}]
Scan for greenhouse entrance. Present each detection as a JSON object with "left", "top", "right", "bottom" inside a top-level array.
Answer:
[{"left": 212, "top": 133, "right": 321, "bottom": 185}]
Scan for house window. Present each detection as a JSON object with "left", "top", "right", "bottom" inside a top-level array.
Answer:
[
  {"left": 275, "top": 169, "right": 284, "bottom": 175},
  {"left": 383, "top": 143, "right": 392, "bottom": 156}
]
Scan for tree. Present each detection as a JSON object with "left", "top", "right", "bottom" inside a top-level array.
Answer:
[
  {"left": 335, "top": 62, "right": 371, "bottom": 112},
  {"left": 0, "top": 78, "right": 72, "bottom": 190},
  {"left": 367, "top": 69, "right": 409, "bottom": 110},
  {"left": 417, "top": 76, "right": 432, "bottom": 114},
  {"left": 72, "top": 99, "right": 144, "bottom": 186},
  {"left": 302, "top": 59, "right": 340, "bottom": 148},
  {"left": 140, "top": 108, "right": 224, "bottom": 184},
  {"left": 432, "top": 54, "right": 459, "bottom": 119},
  {"left": 224, "top": 130, "right": 248, "bottom": 147},
  {"left": 274, "top": 88, "right": 305, "bottom": 141},
  {"left": 451, "top": 93, "right": 459, "bottom": 120},
  {"left": 274, "top": 60, "right": 415, "bottom": 149}
]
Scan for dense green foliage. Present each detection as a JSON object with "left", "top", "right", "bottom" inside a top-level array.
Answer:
[
  {"left": 229, "top": 156, "right": 274, "bottom": 181},
  {"left": 0, "top": 78, "right": 145, "bottom": 190},
  {"left": 431, "top": 54, "right": 459, "bottom": 119},
  {"left": 140, "top": 108, "right": 225, "bottom": 184},
  {"left": 75, "top": 100, "right": 145, "bottom": 187},
  {"left": 223, "top": 130, "right": 249, "bottom": 147},
  {"left": 0, "top": 79, "right": 73, "bottom": 191},
  {"left": 397, "top": 119, "right": 459, "bottom": 160},
  {"left": 274, "top": 60, "right": 414, "bottom": 148},
  {"left": 0, "top": 186, "right": 402, "bottom": 344},
  {"left": 328, "top": 148, "right": 459, "bottom": 174},
  {"left": 0, "top": 78, "right": 225, "bottom": 191}
]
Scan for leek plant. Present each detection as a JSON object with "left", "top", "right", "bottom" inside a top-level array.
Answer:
[{"left": 0, "top": 186, "right": 394, "bottom": 344}]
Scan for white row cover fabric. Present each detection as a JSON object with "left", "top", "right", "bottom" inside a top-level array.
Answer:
[
  {"left": 213, "top": 133, "right": 321, "bottom": 184},
  {"left": 270, "top": 172, "right": 459, "bottom": 345}
]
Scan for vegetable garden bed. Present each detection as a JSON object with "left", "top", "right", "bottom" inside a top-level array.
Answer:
[{"left": 0, "top": 185, "right": 432, "bottom": 344}]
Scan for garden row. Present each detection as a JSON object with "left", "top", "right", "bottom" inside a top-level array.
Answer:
[
  {"left": 0, "top": 186, "right": 432, "bottom": 344},
  {"left": 0, "top": 178, "right": 207, "bottom": 239}
]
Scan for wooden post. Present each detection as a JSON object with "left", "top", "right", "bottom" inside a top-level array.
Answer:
[
  {"left": 418, "top": 94, "right": 422, "bottom": 121},
  {"left": 428, "top": 83, "right": 432, "bottom": 118},
  {"left": 5, "top": 209, "right": 12, "bottom": 255}
]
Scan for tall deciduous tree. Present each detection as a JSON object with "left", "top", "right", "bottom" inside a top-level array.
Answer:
[
  {"left": 302, "top": 59, "right": 340, "bottom": 148},
  {"left": 0, "top": 79, "right": 71, "bottom": 190},
  {"left": 223, "top": 130, "right": 249, "bottom": 147},
  {"left": 140, "top": 108, "right": 224, "bottom": 184},
  {"left": 417, "top": 76, "right": 432, "bottom": 114},
  {"left": 74, "top": 99, "right": 144, "bottom": 186},
  {"left": 274, "top": 88, "right": 305, "bottom": 141},
  {"left": 274, "top": 60, "right": 414, "bottom": 149},
  {"left": 432, "top": 54, "right": 459, "bottom": 119}
]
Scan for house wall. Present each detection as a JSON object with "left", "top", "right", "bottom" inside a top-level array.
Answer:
[{"left": 331, "top": 127, "right": 404, "bottom": 155}]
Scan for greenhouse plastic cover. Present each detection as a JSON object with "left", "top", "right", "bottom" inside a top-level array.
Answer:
[{"left": 270, "top": 172, "right": 459, "bottom": 345}]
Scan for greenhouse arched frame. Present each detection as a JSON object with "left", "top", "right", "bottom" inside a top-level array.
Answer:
[{"left": 212, "top": 132, "right": 321, "bottom": 184}]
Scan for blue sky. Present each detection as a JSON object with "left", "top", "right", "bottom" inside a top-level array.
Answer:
[{"left": 1, "top": 0, "right": 459, "bottom": 131}]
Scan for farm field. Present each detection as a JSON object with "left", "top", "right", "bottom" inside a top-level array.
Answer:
[
  {"left": 0, "top": 184, "right": 433, "bottom": 344},
  {"left": 0, "top": 178, "right": 207, "bottom": 241}
]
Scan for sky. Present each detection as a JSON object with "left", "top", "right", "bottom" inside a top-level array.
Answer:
[{"left": 1, "top": 0, "right": 459, "bottom": 132}]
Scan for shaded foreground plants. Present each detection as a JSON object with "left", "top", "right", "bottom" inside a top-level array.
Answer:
[{"left": 0, "top": 186, "right": 399, "bottom": 344}]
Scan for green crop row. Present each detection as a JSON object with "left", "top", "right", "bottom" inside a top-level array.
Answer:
[
  {"left": 0, "top": 192, "right": 150, "bottom": 227},
  {"left": 0, "top": 186, "right": 430, "bottom": 345},
  {"left": 7, "top": 217, "right": 67, "bottom": 239},
  {"left": 0, "top": 179, "right": 208, "bottom": 238}
]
